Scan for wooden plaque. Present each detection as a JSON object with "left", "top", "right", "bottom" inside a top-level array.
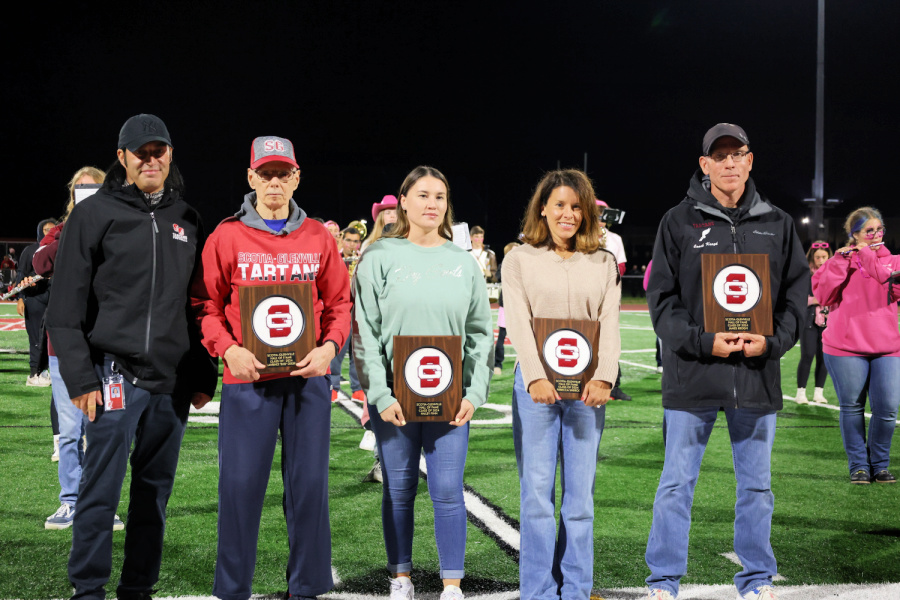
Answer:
[
  {"left": 239, "top": 284, "right": 317, "bottom": 373},
  {"left": 701, "top": 254, "right": 773, "bottom": 336},
  {"left": 533, "top": 318, "right": 600, "bottom": 400},
  {"left": 393, "top": 335, "right": 462, "bottom": 422}
]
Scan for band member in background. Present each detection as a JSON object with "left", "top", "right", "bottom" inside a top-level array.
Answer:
[
  {"left": 795, "top": 241, "right": 832, "bottom": 405},
  {"left": 353, "top": 166, "right": 492, "bottom": 600},
  {"left": 468, "top": 225, "right": 497, "bottom": 282},
  {"left": 46, "top": 114, "right": 216, "bottom": 600},
  {"left": 504, "top": 169, "right": 620, "bottom": 600},
  {"left": 192, "top": 136, "right": 351, "bottom": 600},
  {"left": 644, "top": 123, "right": 806, "bottom": 600},
  {"left": 361, "top": 195, "right": 398, "bottom": 251},
  {"left": 813, "top": 207, "right": 900, "bottom": 485},
  {"left": 330, "top": 225, "right": 365, "bottom": 402},
  {"left": 36, "top": 166, "right": 126, "bottom": 532}
]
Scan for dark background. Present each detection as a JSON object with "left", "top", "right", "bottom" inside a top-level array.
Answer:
[{"left": 5, "top": 1, "right": 899, "bottom": 267}]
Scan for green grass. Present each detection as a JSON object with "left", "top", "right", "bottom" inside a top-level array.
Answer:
[{"left": 1, "top": 311, "right": 898, "bottom": 599}]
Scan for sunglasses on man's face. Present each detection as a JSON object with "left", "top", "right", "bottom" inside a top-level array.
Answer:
[{"left": 811, "top": 242, "right": 829, "bottom": 249}]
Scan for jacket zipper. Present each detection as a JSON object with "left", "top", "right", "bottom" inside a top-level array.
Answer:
[
  {"left": 730, "top": 222, "right": 739, "bottom": 408},
  {"left": 146, "top": 212, "right": 159, "bottom": 354}
]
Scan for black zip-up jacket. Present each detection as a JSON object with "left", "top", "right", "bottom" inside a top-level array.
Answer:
[
  {"left": 647, "top": 171, "right": 808, "bottom": 410},
  {"left": 46, "top": 178, "right": 217, "bottom": 400}
]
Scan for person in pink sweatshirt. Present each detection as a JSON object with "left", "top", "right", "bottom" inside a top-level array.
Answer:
[{"left": 812, "top": 206, "right": 900, "bottom": 485}]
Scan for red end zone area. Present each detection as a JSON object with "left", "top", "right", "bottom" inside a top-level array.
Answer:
[{"left": 0, "top": 318, "right": 25, "bottom": 331}]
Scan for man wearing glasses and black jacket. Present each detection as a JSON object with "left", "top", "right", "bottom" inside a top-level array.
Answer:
[{"left": 643, "top": 124, "right": 807, "bottom": 600}]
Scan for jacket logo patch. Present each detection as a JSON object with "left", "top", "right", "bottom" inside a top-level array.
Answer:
[
  {"left": 693, "top": 221, "right": 714, "bottom": 229},
  {"left": 698, "top": 227, "right": 711, "bottom": 242},
  {"left": 172, "top": 223, "right": 188, "bottom": 243}
]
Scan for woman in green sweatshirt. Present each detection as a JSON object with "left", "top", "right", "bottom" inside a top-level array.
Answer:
[{"left": 353, "top": 166, "right": 493, "bottom": 600}]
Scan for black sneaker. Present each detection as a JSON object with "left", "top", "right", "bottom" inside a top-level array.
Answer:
[
  {"left": 610, "top": 387, "right": 632, "bottom": 401},
  {"left": 873, "top": 469, "right": 896, "bottom": 484},
  {"left": 850, "top": 469, "right": 871, "bottom": 484}
]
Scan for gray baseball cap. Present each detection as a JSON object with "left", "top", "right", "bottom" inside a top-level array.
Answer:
[
  {"left": 250, "top": 136, "right": 299, "bottom": 169},
  {"left": 702, "top": 123, "right": 750, "bottom": 155},
  {"left": 118, "top": 114, "right": 172, "bottom": 151}
]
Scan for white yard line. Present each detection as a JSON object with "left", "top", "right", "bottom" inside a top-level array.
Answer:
[
  {"left": 145, "top": 582, "right": 900, "bottom": 600},
  {"left": 472, "top": 402, "right": 512, "bottom": 425},
  {"left": 782, "top": 395, "right": 900, "bottom": 425},
  {"left": 619, "top": 359, "right": 660, "bottom": 371}
]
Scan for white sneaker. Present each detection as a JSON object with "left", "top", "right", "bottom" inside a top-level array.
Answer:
[
  {"left": 40, "top": 370, "right": 51, "bottom": 384},
  {"left": 45, "top": 504, "right": 75, "bottom": 529},
  {"left": 364, "top": 459, "right": 383, "bottom": 483},
  {"left": 738, "top": 585, "right": 777, "bottom": 600},
  {"left": 647, "top": 589, "right": 676, "bottom": 600},
  {"left": 493, "top": 367, "right": 502, "bottom": 375},
  {"left": 390, "top": 576, "right": 414, "bottom": 600},
  {"left": 440, "top": 585, "right": 464, "bottom": 600},
  {"left": 52, "top": 435, "right": 60, "bottom": 462},
  {"left": 113, "top": 514, "right": 125, "bottom": 531},
  {"left": 656, "top": 366, "right": 664, "bottom": 374},
  {"left": 26, "top": 374, "right": 51, "bottom": 387},
  {"left": 813, "top": 387, "right": 828, "bottom": 404},
  {"left": 794, "top": 387, "right": 808, "bottom": 405},
  {"left": 359, "top": 430, "right": 376, "bottom": 452}
]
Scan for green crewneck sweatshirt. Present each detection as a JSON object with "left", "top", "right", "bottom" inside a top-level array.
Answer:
[{"left": 352, "top": 237, "right": 493, "bottom": 413}]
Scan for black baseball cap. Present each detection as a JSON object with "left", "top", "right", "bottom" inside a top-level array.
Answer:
[
  {"left": 702, "top": 123, "right": 749, "bottom": 155},
  {"left": 117, "top": 114, "right": 172, "bottom": 152}
]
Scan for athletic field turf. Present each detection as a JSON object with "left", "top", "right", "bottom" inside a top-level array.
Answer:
[{"left": 1, "top": 302, "right": 897, "bottom": 599}]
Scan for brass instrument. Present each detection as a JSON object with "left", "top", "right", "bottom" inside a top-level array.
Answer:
[
  {"left": 348, "top": 219, "right": 368, "bottom": 241},
  {"left": 343, "top": 253, "right": 361, "bottom": 278},
  {"left": 338, "top": 220, "right": 367, "bottom": 279}
]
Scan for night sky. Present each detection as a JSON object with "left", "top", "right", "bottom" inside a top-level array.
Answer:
[{"left": 7, "top": 1, "right": 899, "bottom": 259}]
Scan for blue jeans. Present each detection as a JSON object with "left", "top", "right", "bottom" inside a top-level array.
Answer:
[
  {"left": 512, "top": 366, "right": 605, "bottom": 600},
  {"left": 369, "top": 402, "right": 469, "bottom": 579},
  {"left": 50, "top": 356, "right": 85, "bottom": 506},
  {"left": 329, "top": 336, "right": 361, "bottom": 392},
  {"left": 822, "top": 354, "right": 900, "bottom": 474},
  {"left": 645, "top": 407, "right": 777, "bottom": 597}
]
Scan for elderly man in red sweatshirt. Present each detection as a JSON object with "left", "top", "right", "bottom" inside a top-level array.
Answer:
[{"left": 192, "top": 136, "right": 351, "bottom": 600}]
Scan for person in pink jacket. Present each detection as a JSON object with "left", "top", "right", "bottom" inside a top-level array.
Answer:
[{"left": 812, "top": 206, "right": 900, "bottom": 485}]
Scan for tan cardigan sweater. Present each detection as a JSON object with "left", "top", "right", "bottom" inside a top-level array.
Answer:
[{"left": 503, "top": 243, "right": 621, "bottom": 389}]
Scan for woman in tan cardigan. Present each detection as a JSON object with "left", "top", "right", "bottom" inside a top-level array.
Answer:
[{"left": 503, "top": 170, "right": 621, "bottom": 600}]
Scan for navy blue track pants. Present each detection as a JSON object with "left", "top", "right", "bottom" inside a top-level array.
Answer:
[{"left": 213, "top": 375, "right": 333, "bottom": 600}]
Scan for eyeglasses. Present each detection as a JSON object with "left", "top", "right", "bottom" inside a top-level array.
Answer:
[
  {"left": 132, "top": 146, "right": 169, "bottom": 161},
  {"left": 254, "top": 169, "right": 297, "bottom": 182},
  {"left": 862, "top": 227, "right": 886, "bottom": 239},
  {"left": 708, "top": 150, "right": 751, "bottom": 163},
  {"left": 811, "top": 242, "right": 830, "bottom": 249}
]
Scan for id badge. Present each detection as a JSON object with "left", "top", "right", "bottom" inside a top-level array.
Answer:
[{"left": 103, "top": 373, "right": 126, "bottom": 411}]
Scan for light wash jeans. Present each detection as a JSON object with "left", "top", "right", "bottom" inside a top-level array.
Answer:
[
  {"left": 822, "top": 354, "right": 900, "bottom": 474},
  {"left": 50, "top": 356, "right": 85, "bottom": 506},
  {"left": 329, "top": 336, "right": 361, "bottom": 393},
  {"left": 512, "top": 366, "right": 605, "bottom": 600},
  {"left": 369, "top": 403, "right": 469, "bottom": 579},
  {"left": 645, "top": 406, "right": 777, "bottom": 597}
]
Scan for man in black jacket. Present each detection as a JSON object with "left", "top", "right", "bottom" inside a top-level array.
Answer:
[
  {"left": 46, "top": 114, "right": 217, "bottom": 600},
  {"left": 643, "top": 124, "right": 807, "bottom": 600}
]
